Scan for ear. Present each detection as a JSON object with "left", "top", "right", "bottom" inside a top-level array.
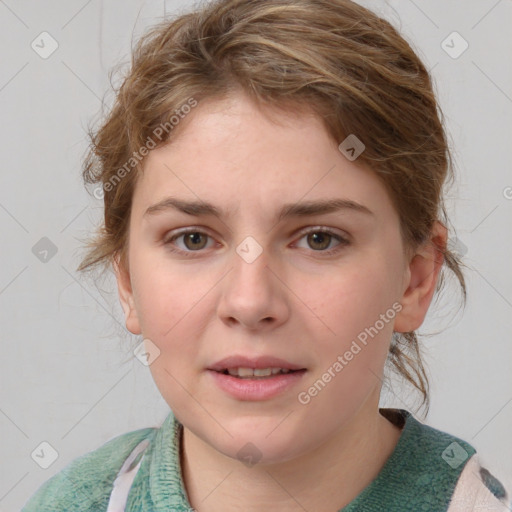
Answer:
[
  {"left": 112, "top": 253, "right": 142, "bottom": 335},
  {"left": 394, "top": 221, "right": 447, "bottom": 333}
]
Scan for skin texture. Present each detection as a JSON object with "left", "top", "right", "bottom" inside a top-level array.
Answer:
[{"left": 115, "top": 91, "right": 446, "bottom": 511}]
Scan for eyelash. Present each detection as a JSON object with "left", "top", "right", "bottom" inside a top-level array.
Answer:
[{"left": 162, "top": 227, "right": 350, "bottom": 258}]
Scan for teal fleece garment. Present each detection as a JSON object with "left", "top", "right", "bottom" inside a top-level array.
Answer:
[{"left": 20, "top": 408, "right": 503, "bottom": 511}]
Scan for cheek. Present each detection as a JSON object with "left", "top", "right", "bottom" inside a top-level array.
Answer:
[
  {"left": 292, "top": 254, "right": 403, "bottom": 408},
  {"left": 130, "top": 254, "right": 202, "bottom": 337},
  {"left": 132, "top": 264, "right": 213, "bottom": 412},
  {"left": 296, "top": 256, "right": 402, "bottom": 340},
  {"left": 129, "top": 256, "right": 216, "bottom": 376},
  {"left": 294, "top": 265, "right": 399, "bottom": 424}
]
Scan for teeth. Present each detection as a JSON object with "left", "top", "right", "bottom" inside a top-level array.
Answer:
[
  {"left": 238, "top": 367, "right": 256, "bottom": 377},
  {"left": 254, "top": 368, "right": 272, "bottom": 377},
  {"left": 225, "top": 367, "right": 292, "bottom": 378}
]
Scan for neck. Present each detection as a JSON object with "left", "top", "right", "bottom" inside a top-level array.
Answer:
[{"left": 180, "top": 397, "right": 403, "bottom": 512}]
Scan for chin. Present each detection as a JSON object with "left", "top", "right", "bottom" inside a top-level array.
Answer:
[{"left": 205, "top": 419, "right": 307, "bottom": 467}]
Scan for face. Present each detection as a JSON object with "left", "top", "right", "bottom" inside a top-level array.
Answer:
[{"left": 116, "top": 91, "right": 440, "bottom": 465}]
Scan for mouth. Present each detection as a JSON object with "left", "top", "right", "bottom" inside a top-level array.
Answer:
[
  {"left": 206, "top": 355, "right": 307, "bottom": 399},
  {"left": 207, "top": 354, "right": 307, "bottom": 377},
  {"left": 207, "top": 364, "right": 307, "bottom": 401},
  {"left": 215, "top": 367, "right": 306, "bottom": 379}
]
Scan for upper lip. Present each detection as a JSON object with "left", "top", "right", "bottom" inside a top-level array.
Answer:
[{"left": 208, "top": 355, "right": 306, "bottom": 372}]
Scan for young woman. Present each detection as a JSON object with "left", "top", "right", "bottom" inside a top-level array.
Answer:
[{"left": 22, "top": 0, "right": 510, "bottom": 510}]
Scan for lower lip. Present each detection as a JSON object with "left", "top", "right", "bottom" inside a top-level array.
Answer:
[{"left": 207, "top": 370, "right": 307, "bottom": 401}]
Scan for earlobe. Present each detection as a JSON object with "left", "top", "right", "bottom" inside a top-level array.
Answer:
[
  {"left": 394, "top": 222, "right": 447, "bottom": 333},
  {"left": 112, "top": 254, "right": 142, "bottom": 335}
]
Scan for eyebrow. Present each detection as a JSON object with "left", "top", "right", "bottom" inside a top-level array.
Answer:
[{"left": 143, "top": 197, "right": 374, "bottom": 221}]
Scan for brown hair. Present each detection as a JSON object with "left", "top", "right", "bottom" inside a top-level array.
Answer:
[{"left": 78, "top": 0, "right": 466, "bottom": 414}]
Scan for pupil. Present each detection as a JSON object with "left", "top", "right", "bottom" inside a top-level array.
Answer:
[
  {"left": 185, "top": 232, "right": 206, "bottom": 250},
  {"left": 309, "top": 232, "right": 330, "bottom": 250}
]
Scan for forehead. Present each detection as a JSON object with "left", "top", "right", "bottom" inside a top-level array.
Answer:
[{"left": 132, "top": 92, "right": 396, "bottom": 223}]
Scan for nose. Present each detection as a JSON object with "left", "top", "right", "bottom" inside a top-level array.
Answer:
[{"left": 216, "top": 245, "right": 290, "bottom": 331}]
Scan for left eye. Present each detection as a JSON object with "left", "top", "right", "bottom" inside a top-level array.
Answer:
[{"left": 295, "top": 229, "right": 347, "bottom": 252}]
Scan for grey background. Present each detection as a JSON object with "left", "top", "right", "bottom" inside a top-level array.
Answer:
[{"left": 1, "top": 0, "right": 511, "bottom": 510}]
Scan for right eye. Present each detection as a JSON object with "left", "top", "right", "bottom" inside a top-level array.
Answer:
[{"left": 163, "top": 228, "right": 217, "bottom": 255}]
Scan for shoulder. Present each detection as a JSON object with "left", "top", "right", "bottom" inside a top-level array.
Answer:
[
  {"left": 21, "top": 424, "right": 159, "bottom": 512},
  {"left": 447, "top": 454, "right": 511, "bottom": 511},
  {"left": 347, "top": 408, "right": 504, "bottom": 511},
  {"left": 393, "top": 410, "right": 510, "bottom": 511}
]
